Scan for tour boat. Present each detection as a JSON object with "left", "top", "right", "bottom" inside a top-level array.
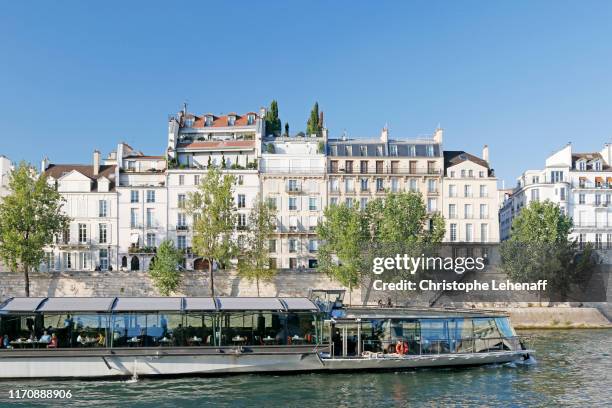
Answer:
[{"left": 0, "top": 292, "right": 533, "bottom": 379}]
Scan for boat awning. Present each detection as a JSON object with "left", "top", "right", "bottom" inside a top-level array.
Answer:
[
  {"left": 37, "top": 297, "right": 115, "bottom": 312},
  {"left": 183, "top": 297, "right": 217, "bottom": 311},
  {"left": 114, "top": 297, "right": 183, "bottom": 312},
  {"left": 0, "top": 297, "right": 46, "bottom": 313},
  {"left": 281, "top": 298, "right": 319, "bottom": 311},
  {"left": 216, "top": 297, "right": 285, "bottom": 311}
]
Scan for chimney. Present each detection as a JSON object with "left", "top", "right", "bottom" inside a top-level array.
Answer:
[
  {"left": 41, "top": 157, "right": 49, "bottom": 174},
  {"left": 433, "top": 127, "right": 443, "bottom": 144},
  {"left": 381, "top": 126, "right": 389, "bottom": 143},
  {"left": 483, "top": 145, "right": 490, "bottom": 164},
  {"left": 259, "top": 107, "right": 267, "bottom": 119},
  {"left": 93, "top": 150, "right": 101, "bottom": 176}
]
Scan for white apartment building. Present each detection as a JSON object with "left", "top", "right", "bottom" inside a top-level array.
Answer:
[
  {"left": 41, "top": 151, "right": 119, "bottom": 272},
  {"left": 326, "top": 127, "right": 444, "bottom": 215},
  {"left": 166, "top": 108, "right": 263, "bottom": 270},
  {"left": 114, "top": 143, "right": 168, "bottom": 272},
  {"left": 500, "top": 143, "right": 612, "bottom": 249},
  {"left": 260, "top": 134, "right": 327, "bottom": 270},
  {"left": 0, "top": 155, "right": 13, "bottom": 198},
  {"left": 442, "top": 146, "right": 499, "bottom": 258}
]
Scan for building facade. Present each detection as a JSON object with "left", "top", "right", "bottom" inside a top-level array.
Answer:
[
  {"left": 441, "top": 147, "right": 499, "bottom": 258},
  {"left": 500, "top": 143, "right": 612, "bottom": 249}
]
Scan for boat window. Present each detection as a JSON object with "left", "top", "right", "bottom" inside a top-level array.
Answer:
[
  {"left": 472, "top": 318, "right": 504, "bottom": 352},
  {"left": 494, "top": 317, "right": 515, "bottom": 338},
  {"left": 419, "top": 319, "right": 450, "bottom": 354},
  {"left": 181, "top": 313, "right": 215, "bottom": 346}
]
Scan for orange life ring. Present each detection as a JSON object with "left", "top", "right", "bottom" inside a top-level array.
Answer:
[{"left": 395, "top": 341, "right": 409, "bottom": 355}]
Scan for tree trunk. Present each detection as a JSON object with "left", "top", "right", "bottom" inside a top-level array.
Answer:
[
  {"left": 256, "top": 278, "right": 260, "bottom": 297},
  {"left": 208, "top": 259, "right": 215, "bottom": 297},
  {"left": 24, "top": 265, "right": 30, "bottom": 297}
]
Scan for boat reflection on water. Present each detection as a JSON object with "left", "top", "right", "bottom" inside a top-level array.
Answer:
[{"left": 0, "top": 291, "right": 533, "bottom": 379}]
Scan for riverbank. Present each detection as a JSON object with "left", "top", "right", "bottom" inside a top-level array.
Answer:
[{"left": 507, "top": 306, "right": 611, "bottom": 329}]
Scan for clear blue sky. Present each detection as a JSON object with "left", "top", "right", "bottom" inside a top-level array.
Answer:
[{"left": 1, "top": 1, "right": 611, "bottom": 186}]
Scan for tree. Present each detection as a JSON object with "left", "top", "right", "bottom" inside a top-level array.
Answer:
[
  {"left": 316, "top": 204, "right": 368, "bottom": 304},
  {"left": 265, "top": 100, "right": 281, "bottom": 136},
  {"left": 500, "top": 200, "right": 597, "bottom": 301},
  {"left": 0, "top": 162, "right": 70, "bottom": 296},
  {"left": 236, "top": 196, "right": 277, "bottom": 296},
  {"left": 186, "top": 167, "right": 237, "bottom": 296},
  {"left": 306, "top": 102, "right": 321, "bottom": 136},
  {"left": 284, "top": 122, "right": 289, "bottom": 137},
  {"left": 149, "top": 239, "right": 183, "bottom": 296}
]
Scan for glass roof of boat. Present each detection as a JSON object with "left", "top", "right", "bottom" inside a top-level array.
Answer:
[
  {"left": 339, "top": 307, "right": 509, "bottom": 319},
  {"left": 0, "top": 296, "right": 319, "bottom": 313}
]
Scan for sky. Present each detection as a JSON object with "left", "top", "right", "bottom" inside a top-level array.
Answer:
[{"left": 1, "top": 0, "right": 612, "bottom": 186}]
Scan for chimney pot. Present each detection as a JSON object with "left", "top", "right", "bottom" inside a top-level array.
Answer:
[
  {"left": 482, "top": 145, "right": 490, "bottom": 164},
  {"left": 93, "top": 150, "right": 101, "bottom": 176}
]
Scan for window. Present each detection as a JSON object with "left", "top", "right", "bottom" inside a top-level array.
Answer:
[
  {"left": 309, "top": 216, "right": 318, "bottom": 231},
  {"left": 390, "top": 145, "right": 398, "bottom": 156},
  {"left": 479, "top": 185, "right": 488, "bottom": 198},
  {"left": 194, "top": 175, "right": 200, "bottom": 185},
  {"left": 449, "top": 185, "right": 457, "bottom": 197},
  {"left": 178, "top": 175, "right": 185, "bottom": 186},
  {"left": 146, "top": 233, "right": 156, "bottom": 248},
  {"left": 267, "top": 197, "right": 277, "bottom": 210},
  {"left": 98, "top": 200, "right": 107, "bottom": 217},
  {"left": 360, "top": 178, "right": 369, "bottom": 191},
  {"left": 238, "top": 213, "right": 247, "bottom": 228},
  {"left": 409, "top": 179, "right": 418, "bottom": 192},
  {"left": 346, "top": 198, "right": 353, "bottom": 208},
  {"left": 449, "top": 171, "right": 455, "bottom": 178},
  {"left": 289, "top": 239, "right": 297, "bottom": 253},
  {"left": 606, "top": 194, "right": 611, "bottom": 205},
  {"left": 530, "top": 188, "right": 539, "bottom": 201},
  {"left": 464, "top": 204, "right": 473, "bottom": 219},
  {"left": 427, "top": 198, "right": 437, "bottom": 212},
  {"left": 360, "top": 146, "right": 367, "bottom": 156},
  {"left": 178, "top": 194, "right": 186, "bottom": 207},
  {"left": 579, "top": 193, "right": 585, "bottom": 204},
  {"left": 344, "top": 178, "right": 355, "bottom": 193},
  {"left": 127, "top": 161, "right": 136, "bottom": 171},
  {"left": 376, "top": 146, "right": 383, "bottom": 156},
  {"left": 78, "top": 224, "right": 87, "bottom": 243},
  {"left": 426, "top": 145, "right": 434, "bottom": 157},
  {"left": 99, "top": 224, "right": 107, "bottom": 244},
  {"left": 309, "top": 197, "right": 317, "bottom": 211},
  {"left": 177, "top": 213, "right": 186, "bottom": 228},
  {"left": 480, "top": 224, "right": 488, "bottom": 243},
  {"left": 360, "top": 161, "right": 368, "bottom": 174},
  {"left": 468, "top": 170, "right": 473, "bottom": 178},
  {"left": 607, "top": 234, "right": 612, "bottom": 249},
  {"left": 79, "top": 252, "right": 91, "bottom": 270},
  {"left": 450, "top": 224, "right": 457, "bottom": 242},
  {"left": 269, "top": 240, "right": 277, "bottom": 253},
  {"left": 64, "top": 253, "right": 72, "bottom": 269},
  {"left": 461, "top": 170, "right": 466, "bottom": 178},
  {"left": 238, "top": 175, "right": 244, "bottom": 185},
  {"left": 594, "top": 161, "right": 602, "bottom": 171},
  {"left": 551, "top": 171, "right": 564, "bottom": 183},
  {"left": 345, "top": 160, "right": 353, "bottom": 173},
  {"left": 391, "top": 178, "right": 399, "bottom": 192},
  {"left": 177, "top": 236, "right": 186, "bottom": 250},
  {"left": 289, "top": 216, "right": 298, "bottom": 231},
  {"left": 376, "top": 178, "right": 384, "bottom": 192},
  {"left": 130, "top": 208, "right": 138, "bottom": 228},
  {"left": 465, "top": 224, "right": 473, "bottom": 242},
  {"left": 330, "top": 197, "right": 338, "bottom": 206},
  {"left": 559, "top": 187, "right": 566, "bottom": 201},
  {"left": 238, "top": 194, "right": 246, "bottom": 208},
  {"left": 595, "top": 233, "right": 602, "bottom": 250},
  {"left": 480, "top": 204, "right": 488, "bottom": 219},
  {"left": 130, "top": 190, "right": 139, "bottom": 203},
  {"left": 146, "top": 208, "right": 154, "bottom": 228},
  {"left": 578, "top": 233, "right": 585, "bottom": 250},
  {"left": 427, "top": 179, "right": 436, "bottom": 193},
  {"left": 288, "top": 179, "right": 299, "bottom": 192},
  {"left": 464, "top": 185, "right": 472, "bottom": 197},
  {"left": 595, "top": 194, "right": 601, "bottom": 206},
  {"left": 99, "top": 249, "right": 108, "bottom": 270},
  {"left": 448, "top": 204, "right": 457, "bottom": 219},
  {"left": 146, "top": 190, "right": 155, "bottom": 203},
  {"left": 309, "top": 239, "right": 319, "bottom": 252},
  {"left": 289, "top": 197, "right": 297, "bottom": 211},
  {"left": 479, "top": 171, "right": 485, "bottom": 178},
  {"left": 409, "top": 145, "right": 416, "bottom": 156},
  {"left": 578, "top": 161, "right": 586, "bottom": 171},
  {"left": 330, "top": 178, "right": 339, "bottom": 192}
]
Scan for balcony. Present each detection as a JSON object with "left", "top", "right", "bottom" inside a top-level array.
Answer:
[
  {"left": 329, "top": 165, "right": 441, "bottom": 175},
  {"left": 176, "top": 225, "right": 189, "bottom": 231},
  {"left": 285, "top": 185, "right": 302, "bottom": 194}
]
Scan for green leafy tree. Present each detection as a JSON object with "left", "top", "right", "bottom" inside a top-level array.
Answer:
[
  {"left": 149, "top": 239, "right": 183, "bottom": 296},
  {"left": 500, "top": 200, "right": 597, "bottom": 300},
  {"left": 316, "top": 204, "right": 368, "bottom": 304},
  {"left": 237, "top": 196, "right": 277, "bottom": 296},
  {"left": 265, "top": 100, "right": 281, "bottom": 136},
  {"left": 186, "top": 167, "right": 237, "bottom": 296},
  {"left": 0, "top": 163, "right": 70, "bottom": 296},
  {"left": 306, "top": 102, "right": 321, "bottom": 136},
  {"left": 284, "top": 122, "right": 289, "bottom": 137}
]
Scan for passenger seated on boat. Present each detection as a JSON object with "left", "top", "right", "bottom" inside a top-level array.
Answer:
[
  {"left": 47, "top": 334, "right": 58, "bottom": 349},
  {"left": 39, "top": 331, "right": 51, "bottom": 344},
  {"left": 97, "top": 333, "right": 105, "bottom": 347}
]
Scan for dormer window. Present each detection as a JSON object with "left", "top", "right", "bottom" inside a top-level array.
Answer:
[
  {"left": 247, "top": 114, "right": 255, "bottom": 125},
  {"left": 330, "top": 146, "right": 338, "bottom": 156},
  {"left": 376, "top": 146, "right": 383, "bottom": 157},
  {"left": 360, "top": 146, "right": 367, "bottom": 156},
  {"left": 426, "top": 145, "right": 434, "bottom": 157},
  {"left": 409, "top": 145, "right": 416, "bottom": 156},
  {"left": 184, "top": 118, "right": 194, "bottom": 127},
  {"left": 577, "top": 160, "right": 586, "bottom": 171},
  {"left": 205, "top": 116, "right": 213, "bottom": 126},
  {"left": 390, "top": 145, "right": 398, "bottom": 156},
  {"left": 594, "top": 160, "right": 602, "bottom": 171},
  {"left": 228, "top": 115, "right": 236, "bottom": 126},
  {"left": 346, "top": 146, "right": 352, "bottom": 156}
]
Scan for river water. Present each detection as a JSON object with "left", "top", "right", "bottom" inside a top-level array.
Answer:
[{"left": 0, "top": 329, "right": 610, "bottom": 407}]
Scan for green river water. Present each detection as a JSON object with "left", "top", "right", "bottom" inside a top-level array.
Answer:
[{"left": 0, "top": 329, "right": 610, "bottom": 407}]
